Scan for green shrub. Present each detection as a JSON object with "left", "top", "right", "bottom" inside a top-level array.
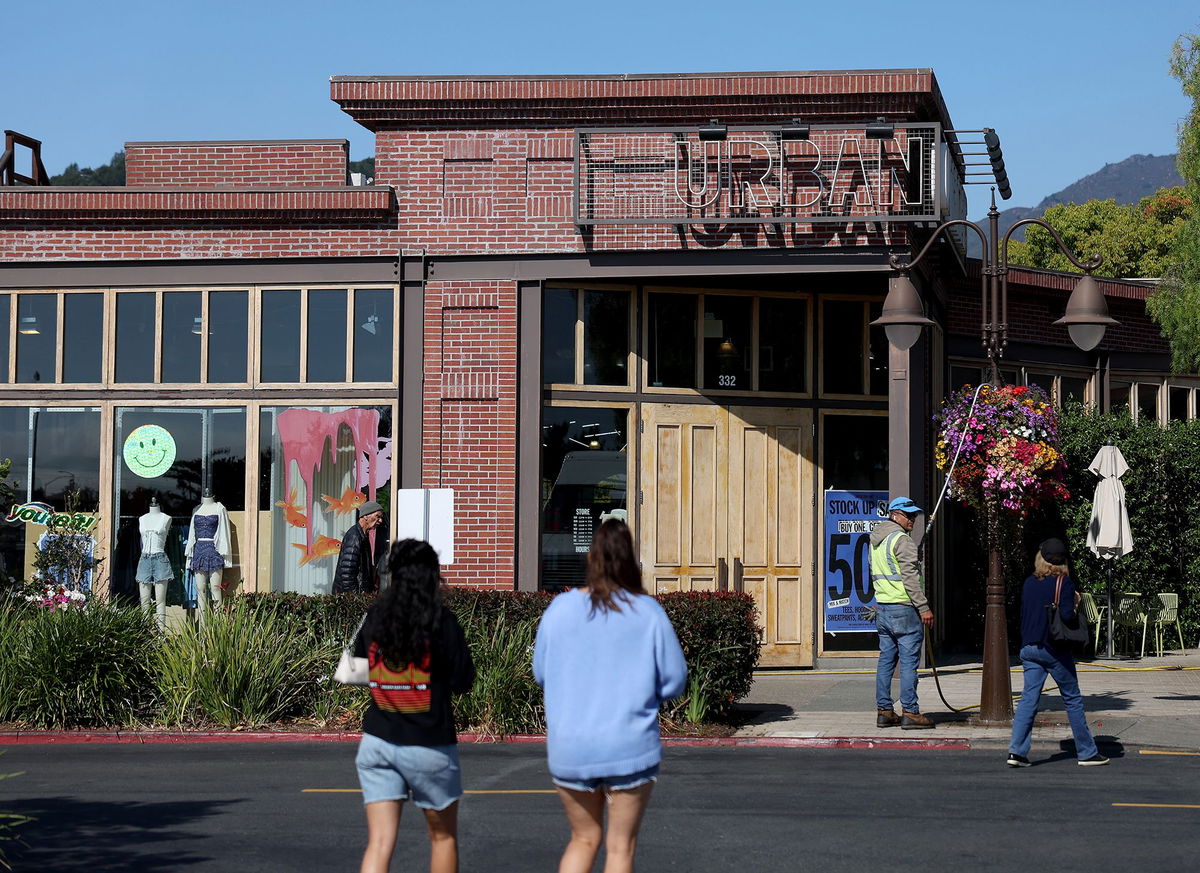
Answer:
[
  {"left": 6, "top": 604, "right": 159, "bottom": 728},
  {"left": 658, "top": 592, "right": 762, "bottom": 719},
  {"left": 451, "top": 600, "right": 544, "bottom": 736},
  {"left": 155, "top": 600, "right": 335, "bottom": 729}
]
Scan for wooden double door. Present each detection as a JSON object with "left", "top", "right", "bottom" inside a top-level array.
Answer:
[{"left": 640, "top": 404, "right": 815, "bottom": 666}]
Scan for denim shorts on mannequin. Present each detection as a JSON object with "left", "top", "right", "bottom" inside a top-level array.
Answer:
[{"left": 135, "top": 552, "right": 174, "bottom": 584}]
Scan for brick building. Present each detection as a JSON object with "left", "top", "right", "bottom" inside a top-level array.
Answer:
[{"left": 0, "top": 71, "right": 1182, "bottom": 666}]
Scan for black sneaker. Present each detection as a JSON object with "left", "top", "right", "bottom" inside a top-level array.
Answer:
[
  {"left": 1078, "top": 754, "right": 1110, "bottom": 767},
  {"left": 1006, "top": 754, "right": 1031, "bottom": 768}
]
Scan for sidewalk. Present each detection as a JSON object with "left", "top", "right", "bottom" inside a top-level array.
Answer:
[{"left": 735, "top": 649, "right": 1200, "bottom": 752}]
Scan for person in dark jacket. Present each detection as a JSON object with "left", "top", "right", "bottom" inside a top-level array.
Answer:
[
  {"left": 1007, "top": 538, "right": 1109, "bottom": 768},
  {"left": 352, "top": 539, "right": 475, "bottom": 873},
  {"left": 334, "top": 501, "right": 385, "bottom": 594}
]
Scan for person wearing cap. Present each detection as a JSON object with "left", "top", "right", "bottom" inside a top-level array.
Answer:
[
  {"left": 1006, "top": 538, "right": 1109, "bottom": 767},
  {"left": 333, "top": 500, "right": 386, "bottom": 595},
  {"left": 871, "top": 496, "right": 935, "bottom": 729}
]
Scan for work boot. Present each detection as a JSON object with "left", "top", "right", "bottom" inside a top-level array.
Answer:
[
  {"left": 901, "top": 711, "right": 934, "bottom": 730},
  {"left": 876, "top": 708, "right": 901, "bottom": 728}
]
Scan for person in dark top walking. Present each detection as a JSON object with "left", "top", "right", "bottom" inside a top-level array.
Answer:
[
  {"left": 1007, "top": 538, "right": 1108, "bottom": 768},
  {"left": 334, "top": 501, "right": 385, "bottom": 594},
  {"left": 351, "top": 539, "right": 476, "bottom": 873}
]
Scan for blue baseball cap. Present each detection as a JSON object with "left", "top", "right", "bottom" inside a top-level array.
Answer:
[{"left": 887, "top": 497, "right": 923, "bottom": 514}]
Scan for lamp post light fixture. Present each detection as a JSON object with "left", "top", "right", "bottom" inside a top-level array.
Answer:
[{"left": 871, "top": 190, "right": 1115, "bottom": 726}]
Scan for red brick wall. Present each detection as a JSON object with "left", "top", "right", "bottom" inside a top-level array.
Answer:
[
  {"left": 125, "top": 140, "right": 350, "bottom": 188},
  {"left": 422, "top": 280, "right": 518, "bottom": 588}
]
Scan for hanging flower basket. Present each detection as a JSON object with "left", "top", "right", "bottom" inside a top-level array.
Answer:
[{"left": 934, "top": 384, "right": 1069, "bottom": 517}]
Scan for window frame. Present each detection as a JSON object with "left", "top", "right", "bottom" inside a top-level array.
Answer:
[
  {"left": 543, "top": 283, "right": 637, "bottom": 392},
  {"left": 818, "top": 295, "right": 887, "bottom": 400}
]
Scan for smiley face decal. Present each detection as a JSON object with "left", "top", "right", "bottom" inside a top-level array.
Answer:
[{"left": 123, "top": 425, "right": 177, "bottom": 479}]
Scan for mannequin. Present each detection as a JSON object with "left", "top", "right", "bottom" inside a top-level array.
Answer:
[
  {"left": 136, "top": 496, "right": 172, "bottom": 629},
  {"left": 185, "top": 487, "right": 231, "bottom": 621}
]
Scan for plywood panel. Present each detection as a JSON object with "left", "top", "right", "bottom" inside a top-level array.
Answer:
[
  {"left": 690, "top": 425, "right": 717, "bottom": 566},
  {"left": 654, "top": 424, "right": 681, "bottom": 566}
]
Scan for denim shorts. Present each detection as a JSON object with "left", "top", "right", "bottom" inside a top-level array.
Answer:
[
  {"left": 135, "top": 552, "right": 174, "bottom": 584},
  {"left": 552, "top": 764, "right": 659, "bottom": 793},
  {"left": 355, "top": 733, "right": 462, "bottom": 810}
]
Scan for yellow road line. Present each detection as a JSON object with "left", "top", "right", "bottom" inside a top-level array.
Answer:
[
  {"left": 1112, "top": 802, "right": 1200, "bottom": 809},
  {"left": 302, "top": 788, "right": 556, "bottom": 795},
  {"left": 1138, "top": 750, "right": 1200, "bottom": 757}
]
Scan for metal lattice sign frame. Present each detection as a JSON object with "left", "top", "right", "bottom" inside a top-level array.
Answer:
[{"left": 574, "top": 124, "right": 944, "bottom": 226}]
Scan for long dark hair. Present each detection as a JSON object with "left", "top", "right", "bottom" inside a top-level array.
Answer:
[
  {"left": 585, "top": 518, "right": 645, "bottom": 613},
  {"left": 368, "top": 539, "right": 443, "bottom": 666}
]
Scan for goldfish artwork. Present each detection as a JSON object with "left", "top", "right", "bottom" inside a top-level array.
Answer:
[
  {"left": 292, "top": 535, "right": 343, "bottom": 566},
  {"left": 275, "top": 489, "right": 308, "bottom": 528},
  {"left": 321, "top": 487, "right": 367, "bottom": 516}
]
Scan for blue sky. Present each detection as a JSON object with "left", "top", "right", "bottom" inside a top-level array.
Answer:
[{"left": 6, "top": 1, "right": 1196, "bottom": 217}]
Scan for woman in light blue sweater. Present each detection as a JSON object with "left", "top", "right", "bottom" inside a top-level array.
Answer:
[{"left": 534, "top": 519, "right": 687, "bottom": 873}]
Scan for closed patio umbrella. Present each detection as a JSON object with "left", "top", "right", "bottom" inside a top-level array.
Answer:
[{"left": 1085, "top": 444, "right": 1134, "bottom": 658}]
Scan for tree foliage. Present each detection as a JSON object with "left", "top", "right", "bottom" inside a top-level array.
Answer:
[
  {"left": 1006, "top": 187, "right": 1191, "bottom": 279},
  {"left": 1147, "top": 30, "right": 1200, "bottom": 373},
  {"left": 49, "top": 151, "right": 125, "bottom": 186}
]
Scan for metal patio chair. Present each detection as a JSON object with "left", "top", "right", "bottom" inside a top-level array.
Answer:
[
  {"left": 1078, "top": 592, "right": 1107, "bottom": 655},
  {"left": 1111, "top": 592, "right": 1150, "bottom": 658},
  {"left": 1150, "top": 593, "right": 1186, "bottom": 656}
]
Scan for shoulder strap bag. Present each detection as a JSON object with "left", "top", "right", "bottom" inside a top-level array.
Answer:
[
  {"left": 332, "top": 614, "right": 370, "bottom": 686},
  {"left": 1046, "top": 576, "right": 1090, "bottom": 655}
]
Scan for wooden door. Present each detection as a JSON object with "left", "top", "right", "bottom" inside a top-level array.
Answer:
[
  {"left": 640, "top": 403, "right": 815, "bottom": 666},
  {"left": 728, "top": 407, "right": 814, "bottom": 666},
  {"left": 639, "top": 403, "right": 728, "bottom": 594}
]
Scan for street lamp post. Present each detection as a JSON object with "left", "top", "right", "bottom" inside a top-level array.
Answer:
[{"left": 872, "top": 191, "right": 1116, "bottom": 725}]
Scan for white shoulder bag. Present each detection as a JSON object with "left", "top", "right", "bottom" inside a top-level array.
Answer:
[{"left": 333, "top": 615, "right": 370, "bottom": 686}]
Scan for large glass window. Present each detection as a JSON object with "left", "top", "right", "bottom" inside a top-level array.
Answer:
[
  {"left": 161, "top": 292, "right": 202, "bottom": 383},
  {"left": 111, "top": 407, "right": 246, "bottom": 605},
  {"left": 822, "top": 299, "right": 873, "bottom": 396},
  {"left": 1136, "top": 383, "right": 1160, "bottom": 423},
  {"left": 0, "top": 295, "right": 8, "bottom": 383},
  {"left": 0, "top": 407, "right": 102, "bottom": 588},
  {"left": 353, "top": 289, "right": 394, "bottom": 382},
  {"left": 116, "top": 292, "right": 156, "bottom": 383},
  {"left": 307, "top": 289, "right": 347, "bottom": 383},
  {"left": 759, "top": 297, "right": 807, "bottom": 392},
  {"left": 1110, "top": 380, "right": 1131, "bottom": 412},
  {"left": 868, "top": 301, "right": 888, "bottom": 396},
  {"left": 542, "top": 288, "right": 577, "bottom": 384},
  {"left": 1169, "top": 386, "right": 1190, "bottom": 422},
  {"left": 647, "top": 292, "right": 697, "bottom": 388},
  {"left": 261, "top": 291, "right": 301, "bottom": 383},
  {"left": 258, "top": 405, "right": 393, "bottom": 594},
  {"left": 63, "top": 293, "right": 104, "bottom": 383},
  {"left": 16, "top": 295, "right": 57, "bottom": 384},
  {"left": 208, "top": 291, "right": 248, "bottom": 383},
  {"left": 582, "top": 290, "right": 630, "bottom": 386},
  {"left": 702, "top": 296, "right": 752, "bottom": 391},
  {"left": 540, "top": 406, "right": 629, "bottom": 590},
  {"left": 823, "top": 414, "right": 888, "bottom": 491}
]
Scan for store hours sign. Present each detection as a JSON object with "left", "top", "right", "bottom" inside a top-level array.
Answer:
[{"left": 823, "top": 489, "right": 888, "bottom": 634}]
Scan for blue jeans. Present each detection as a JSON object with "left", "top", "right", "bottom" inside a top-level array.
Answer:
[
  {"left": 876, "top": 603, "right": 923, "bottom": 713},
  {"left": 1008, "top": 644, "right": 1098, "bottom": 760}
]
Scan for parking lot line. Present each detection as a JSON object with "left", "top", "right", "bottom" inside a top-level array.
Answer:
[
  {"left": 1111, "top": 803, "right": 1200, "bottom": 809},
  {"left": 1138, "top": 750, "right": 1200, "bottom": 757}
]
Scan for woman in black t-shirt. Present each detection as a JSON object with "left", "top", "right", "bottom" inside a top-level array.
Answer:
[{"left": 353, "top": 539, "right": 475, "bottom": 873}]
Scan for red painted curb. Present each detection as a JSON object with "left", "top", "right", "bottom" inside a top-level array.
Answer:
[{"left": 0, "top": 731, "right": 969, "bottom": 750}]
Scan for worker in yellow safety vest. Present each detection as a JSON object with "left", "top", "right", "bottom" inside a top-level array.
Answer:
[{"left": 871, "top": 496, "right": 935, "bottom": 730}]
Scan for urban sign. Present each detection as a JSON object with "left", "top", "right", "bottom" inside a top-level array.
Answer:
[{"left": 574, "top": 124, "right": 946, "bottom": 225}]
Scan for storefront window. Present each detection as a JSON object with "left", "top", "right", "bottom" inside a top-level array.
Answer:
[
  {"left": 111, "top": 407, "right": 246, "bottom": 604},
  {"left": 16, "top": 295, "right": 57, "bottom": 384},
  {"left": 1060, "top": 376, "right": 1088, "bottom": 406},
  {"left": 1137, "top": 383, "right": 1160, "bottom": 423},
  {"left": 260, "top": 290, "right": 301, "bottom": 383},
  {"left": 0, "top": 296, "right": 8, "bottom": 382},
  {"left": 540, "top": 406, "right": 628, "bottom": 589},
  {"left": 759, "top": 297, "right": 807, "bottom": 392},
  {"left": 822, "top": 299, "right": 865, "bottom": 395},
  {"left": 353, "top": 289, "right": 394, "bottom": 382},
  {"left": 63, "top": 293, "right": 104, "bottom": 383},
  {"left": 116, "top": 292, "right": 156, "bottom": 383},
  {"left": 1110, "top": 380, "right": 1131, "bottom": 413},
  {"left": 0, "top": 407, "right": 102, "bottom": 588},
  {"left": 702, "top": 295, "right": 752, "bottom": 391},
  {"left": 542, "top": 288, "right": 577, "bottom": 384},
  {"left": 823, "top": 415, "right": 888, "bottom": 491},
  {"left": 1169, "top": 386, "right": 1189, "bottom": 421},
  {"left": 258, "top": 405, "right": 393, "bottom": 594},
  {"left": 208, "top": 291, "right": 248, "bottom": 383},
  {"left": 582, "top": 290, "right": 630, "bottom": 386},
  {"left": 162, "top": 292, "right": 202, "bottom": 384},
  {"left": 647, "top": 292, "right": 697, "bottom": 388},
  {"left": 307, "top": 289, "right": 347, "bottom": 383}
]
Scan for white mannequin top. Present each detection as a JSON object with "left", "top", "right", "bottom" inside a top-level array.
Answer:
[
  {"left": 138, "top": 508, "right": 172, "bottom": 555},
  {"left": 185, "top": 498, "right": 232, "bottom": 567}
]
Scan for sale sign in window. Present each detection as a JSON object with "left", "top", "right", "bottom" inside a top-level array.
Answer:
[{"left": 823, "top": 490, "right": 888, "bottom": 634}]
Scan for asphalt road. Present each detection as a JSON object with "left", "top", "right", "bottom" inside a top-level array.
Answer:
[{"left": 2, "top": 740, "right": 1197, "bottom": 872}]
